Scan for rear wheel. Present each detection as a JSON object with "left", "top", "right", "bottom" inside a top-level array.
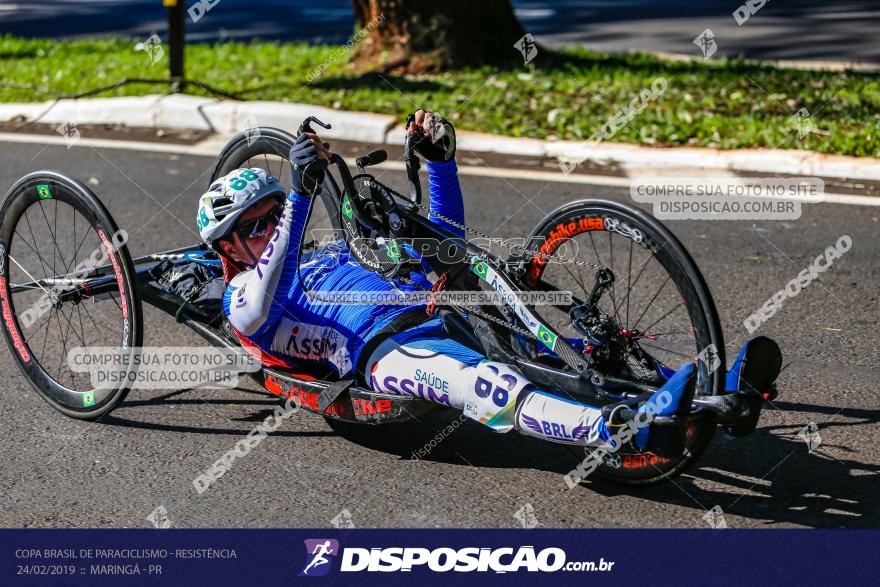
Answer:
[
  {"left": 518, "top": 199, "right": 724, "bottom": 485},
  {"left": 0, "top": 172, "right": 142, "bottom": 420}
]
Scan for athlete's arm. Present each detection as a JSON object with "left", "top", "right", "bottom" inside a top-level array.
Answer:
[
  {"left": 222, "top": 128, "right": 332, "bottom": 337},
  {"left": 223, "top": 191, "right": 311, "bottom": 338},
  {"left": 408, "top": 110, "right": 465, "bottom": 238},
  {"left": 426, "top": 160, "right": 465, "bottom": 238}
]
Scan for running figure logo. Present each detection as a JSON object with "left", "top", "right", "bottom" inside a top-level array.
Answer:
[
  {"left": 300, "top": 539, "right": 339, "bottom": 577},
  {"left": 514, "top": 33, "right": 538, "bottom": 64}
]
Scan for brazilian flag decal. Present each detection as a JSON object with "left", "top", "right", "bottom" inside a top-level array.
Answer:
[
  {"left": 537, "top": 325, "right": 558, "bottom": 350},
  {"left": 387, "top": 239, "right": 400, "bottom": 261},
  {"left": 82, "top": 391, "right": 95, "bottom": 408},
  {"left": 471, "top": 257, "right": 489, "bottom": 280},
  {"left": 342, "top": 195, "right": 353, "bottom": 219},
  {"left": 37, "top": 185, "right": 52, "bottom": 199}
]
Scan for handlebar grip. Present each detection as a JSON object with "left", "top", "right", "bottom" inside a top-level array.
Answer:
[
  {"left": 403, "top": 132, "right": 422, "bottom": 205},
  {"left": 403, "top": 129, "right": 421, "bottom": 160},
  {"left": 355, "top": 149, "right": 388, "bottom": 169},
  {"left": 300, "top": 158, "right": 328, "bottom": 194}
]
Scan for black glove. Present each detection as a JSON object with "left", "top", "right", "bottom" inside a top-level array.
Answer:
[
  {"left": 409, "top": 113, "right": 456, "bottom": 162},
  {"left": 289, "top": 132, "right": 326, "bottom": 195}
]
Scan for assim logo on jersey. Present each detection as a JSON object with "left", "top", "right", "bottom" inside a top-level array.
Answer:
[
  {"left": 273, "top": 320, "right": 352, "bottom": 372},
  {"left": 300, "top": 539, "right": 340, "bottom": 577},
  {"left": 369, "top": 364, "right": 451, "bottom": 406}
]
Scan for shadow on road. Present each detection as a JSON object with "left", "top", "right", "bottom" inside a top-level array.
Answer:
[
  {"left": 101, "top": 388, "right": 337, "bottom": 438},
  {"left": 102, "top": 387, "right": 879, "bottom": 527},
  {"left": 326, "top": 399, "right": 880, "bottom": 528}
]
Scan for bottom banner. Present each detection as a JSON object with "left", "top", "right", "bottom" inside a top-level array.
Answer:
[{"left": 1, "top": 529, "right": 874, "bottom": 585}]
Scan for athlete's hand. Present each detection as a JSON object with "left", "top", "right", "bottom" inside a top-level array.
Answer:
[
  {"left": 406, "top": 109, "right": 456, "bottom": 163},
  {"left": 289, "top": 131, "right": 331, "bottom": 195}
]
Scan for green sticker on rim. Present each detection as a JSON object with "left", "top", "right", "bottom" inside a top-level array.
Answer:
[
  {"left": 36, "top": 185, "right": 52, "bottom": 199},
  {"left": 537, "top": 325, "right": 558, "bottom": 350},
  {"left": 342, "top": 195, "right": 353, "bottom": 219},
  {"left": 82, "top": 391, "right": 95, "bottom": 408}
]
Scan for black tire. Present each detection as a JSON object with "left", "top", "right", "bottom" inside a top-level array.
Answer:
[
  {"left": 210, "top": 127, "right": 342, "bottom": 234},
  {"left": 519, "top": 199, "right": 724, "bottom": 485},
  {"left": 0, "top": 171, "right": 143, "bottom": 420}
]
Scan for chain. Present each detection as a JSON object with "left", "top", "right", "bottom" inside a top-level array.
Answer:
[
  {"left": 463, "top": 303, "right": 536, "bottom": 338},
  {"left": 394, "top": 261, "right": 536, "bottom": 340},
  {"left": 358, "top": 179, "right": 608, "bottom": 340},
  {"left": 382, "top": 184, "right": 605, "bottom": 270}
]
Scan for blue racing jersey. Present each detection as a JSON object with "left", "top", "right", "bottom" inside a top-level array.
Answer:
[{"left": 222, "top": 159, "right": 465, "bottom": 375}]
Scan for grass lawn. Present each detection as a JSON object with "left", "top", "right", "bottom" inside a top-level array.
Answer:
[{"left": 1, "top": 35, "right": 877, "bottom": 157}]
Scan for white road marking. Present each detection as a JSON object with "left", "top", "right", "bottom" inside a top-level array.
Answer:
[{"left": 1, "top": 132, "right": 878, "bottom": 207}]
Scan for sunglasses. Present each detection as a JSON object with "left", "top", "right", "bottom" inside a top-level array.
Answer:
[{"left": 233, "top": 202, "right": 284, "bottom": 240}]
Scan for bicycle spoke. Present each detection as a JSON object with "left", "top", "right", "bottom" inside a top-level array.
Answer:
[
  {"left": 559, "top": 260, "right": 588, "bottom": 299},
  {"left": 107, "top": 291, "right": 123, "bottom": 311},
  {"left": 625, "top": 239, "right": 633, "bottom": 326},
  {"left": 79, "top": 298, "right": 121, "bottom": 337},
  {"left": 631, "top": 274, "right": 670, "bottom": 330},
  {"left": 68, "top": 222, "right": 95, "bottom": 278},
  {"left": 640, "top": 300, "right": 685, "bottom": 334},
  {"left": 37, "top": 200, "right": 70, "bottom": 278},
  {"left": 606, "top": 233, "right": 631, "bottom": 326},
  {"left": 613, "top": 248, "right": 658, "bottom": 317},
  {"left": 53, "top": 200, "right": 58, "bottom": 277},
  {"left": 53, "top": 308, "right": 70, "bottom": 380},
  {"left": 57, "top": 303, "right": 87, "bottom": 348},
  {"left": 644, "top": 330, "right": 690, "bottom": 338},
  {"left": 586, "top": 231, "right": 619, "bottom": 322},
  {"left": 640, "top": 341, "right": 692, "bottom": 359},
  {"left": 21, "top": 212, "right": 55, "bottom": 281},
  {"left": 36, "top": 308, "right": 53, "bottom": 365},
  {"left": 75, "top": 303, "right": 88, "bottom": 350}
]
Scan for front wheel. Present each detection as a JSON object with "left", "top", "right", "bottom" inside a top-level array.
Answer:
[
  {"left": 0, "top": 172, "right": 143, "bottom": 420},
  {"left": 518, "top": 199, "right": 725, "bottom": 485}
]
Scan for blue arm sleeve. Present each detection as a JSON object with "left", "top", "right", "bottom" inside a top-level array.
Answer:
[
  {"left": 426, "top": 159, "right": 465, "bottom": 238},
  {"left": 223, "top": 190, "right": 311, "bottom": 338}
]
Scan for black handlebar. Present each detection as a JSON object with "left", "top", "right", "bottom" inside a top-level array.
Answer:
[
  {"left": 355, "top": 149, "right": 388, "bottom": 169},
  {"left": 297, "top": 116, "right": 331, "bottom": 136},
  {"left": 403, "top": 128, "right": 423, "bottom": 205},
  {"left": 297, "top": 114, "right": 422, "bottom": 204},
  {"left": 296, "top": 116, "right": 332, "bottom": 193}
]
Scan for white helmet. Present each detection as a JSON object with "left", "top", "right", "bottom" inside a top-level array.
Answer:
[{"left": 197, "top": 168, "right": 285, "bottom": 247}]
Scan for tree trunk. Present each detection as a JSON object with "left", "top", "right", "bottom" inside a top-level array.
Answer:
[{"left": 351, "top": 0, "right": 528, "bottom": 73}]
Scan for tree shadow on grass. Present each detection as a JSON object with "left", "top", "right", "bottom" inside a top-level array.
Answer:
[{"left": 230, "top": 73, "right": 444, "bottom": 102}]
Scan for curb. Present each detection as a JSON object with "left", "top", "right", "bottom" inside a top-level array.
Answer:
[
  {"left": 0, "top": 94, "right": 397, "bottom": 144},
  {"left": 1, "top": 95, "right": 878, "bottom": 182}
]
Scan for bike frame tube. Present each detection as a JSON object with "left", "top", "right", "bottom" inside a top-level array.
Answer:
[{"left": 328, "top": 153, "right": 605, "bottom": 400}]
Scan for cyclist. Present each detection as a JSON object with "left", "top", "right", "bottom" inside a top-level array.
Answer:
[{"left": 196, "top": 111, "right": 705, "bottom": 448}]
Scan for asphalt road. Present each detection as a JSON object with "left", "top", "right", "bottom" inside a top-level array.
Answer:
[
  {"left": 0, "top": 138, "right": 877, "bottom": 529},
  {"left": 3, "top": 0, "right": 879, "bottom": 63}
]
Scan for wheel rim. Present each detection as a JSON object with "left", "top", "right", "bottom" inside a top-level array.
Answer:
[{"left": 521, "top": 202, "right": 722, "bottom": 481}]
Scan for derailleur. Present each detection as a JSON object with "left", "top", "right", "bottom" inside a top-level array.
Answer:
[{"left": 568, "top": 268, "right": 658, "bottom": 377}]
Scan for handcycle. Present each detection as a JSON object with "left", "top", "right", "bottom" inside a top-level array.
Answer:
[{"left": 0, "top": 117, "right": 780, "bottom": 486}]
